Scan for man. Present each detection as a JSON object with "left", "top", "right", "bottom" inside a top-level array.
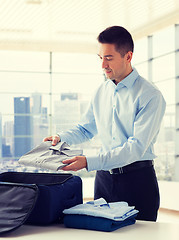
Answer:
[{"left": 44, "top": 26, "right": 166, "bottom": 221}]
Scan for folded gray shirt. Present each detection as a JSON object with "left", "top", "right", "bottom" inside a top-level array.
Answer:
[{"left": 18, "top": 141, "right": 83, "bottom": 171}]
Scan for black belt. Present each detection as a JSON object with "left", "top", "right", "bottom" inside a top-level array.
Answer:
[{"left": 109, "top": 160, "right": 154, "bottom": 175}]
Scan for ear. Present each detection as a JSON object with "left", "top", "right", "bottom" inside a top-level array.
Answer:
[{"left": 126, "top": 51, "right": 133, "bottom": 63}]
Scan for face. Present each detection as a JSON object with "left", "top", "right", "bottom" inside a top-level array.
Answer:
[{"left": 98, "top": 43, "right": 133, "bottom": 83}]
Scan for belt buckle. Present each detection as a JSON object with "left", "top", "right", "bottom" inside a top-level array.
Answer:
[
  {"left": 109, "top": 167, "right": 123, "bottom": 175},
  {"left": 109, "top": 169, "right": 113, "bottom": 174}
]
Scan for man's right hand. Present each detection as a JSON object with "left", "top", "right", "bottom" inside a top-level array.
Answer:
[{"left": 43, "top": 135, "right": 60, "bottom": 146}]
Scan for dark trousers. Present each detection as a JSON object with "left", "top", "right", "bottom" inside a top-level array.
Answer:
[{"left": 94, "top": 165, "right": 160, "bottom": 221}]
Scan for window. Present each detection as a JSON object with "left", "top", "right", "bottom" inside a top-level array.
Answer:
[
  {"left": 134, "top": 25, "right": 178, "bottom": 182},
  {"left": 0, "top": 51, "right": 103, "bottom": 175},
  {"left": 0, "top": 24, "right": 178, "bottom": 188}
]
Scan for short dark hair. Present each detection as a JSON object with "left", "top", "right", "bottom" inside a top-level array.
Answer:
[{"left": 97, "top": 26, "right": 134, "bottom": 57}]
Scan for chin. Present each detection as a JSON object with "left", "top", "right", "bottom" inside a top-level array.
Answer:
[
  {"left": 105, "top": 74, "right": 112, "bottom": 79},
  {"left": 108, "top": 76, "right": 115, "bottom": 80}
]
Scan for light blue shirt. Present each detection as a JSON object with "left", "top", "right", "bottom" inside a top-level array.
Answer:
[
  {"left": 63, "top": 197, "right": 138, "bottom": 221},
  {"left": 60, "top": 68, "right": 166, "bottom": 172}
]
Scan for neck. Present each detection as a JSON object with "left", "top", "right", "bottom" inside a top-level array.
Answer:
[{"left": 115, "top": 66, "right": 133, "bottom": 84}]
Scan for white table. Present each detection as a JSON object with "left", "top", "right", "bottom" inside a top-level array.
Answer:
[{"left": 1, "top": 221, "right": 179, "bottom": 240}]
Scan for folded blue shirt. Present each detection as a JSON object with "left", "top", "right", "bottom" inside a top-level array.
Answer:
[
  {"left": 63, "top": 214, "right": 137, "bottom": 232},
  {"left": 63, "top": 198, "right": 138, "bottom": 221}
]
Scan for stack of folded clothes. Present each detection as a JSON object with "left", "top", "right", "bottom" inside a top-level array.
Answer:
[
  {"left": 18, "top": 141, "right": 83, "bottom": 171},
  {"left": 63, "top": 198, "right": 138, "bottom": 232}
]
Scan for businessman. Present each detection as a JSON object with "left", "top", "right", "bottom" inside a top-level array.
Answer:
[{"left": 44, "top": 26, "right": 166, "bottom": 221}]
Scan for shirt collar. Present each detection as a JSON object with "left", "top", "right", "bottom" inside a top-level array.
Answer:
[{"left": 115, "top": 68, "right": 139, "bottom": 89}]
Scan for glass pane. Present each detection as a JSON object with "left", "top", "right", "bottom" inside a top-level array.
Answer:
[
  {"left": 155, "top": 128, "right": 175, "bottom": 181},
  {"left": 153, "top": 25, "right": 175, "bottom": 58},
  {"left": 155, "top": 153, "right": 175, "bottom": 181},
  {"left": 132, "top": 37, "right": 148, "bottom": 64},
  {"left": 1, "top": 114, "right": 14, "bottom": 160},
  {"left": 152, "top": 53, "right": 175, "bottom": 82},
  {"left": 52, "top": 93, "right": 89, "bottom": 133},
  {"left": 0, "top": 92, "right": 50, "bottom": 115},
  {"left": 0, "top": 72, "right": 50, "bottom": 94},
  {"left": 135, "top": 62, "right": 148, "bottom": 80},
  {"left": 154, "top": 78, "right": 175, "bottom": 105},
  {"left": 165, "top": 104, "right": 175, "bottom": 115},
  {"left": 1, "top": 93, "right": 51, "bottom": 162},
  {"left": 155, "top": 116, "right": 175, "bottom": 181},
  {"left": 0, "top": 51, "right": 50, "bottom": 72},
  {"left": 163, "top": 112, "right": 175, "bottom": 128},
  {"left": 52, "top": 53, "right": 102, "bottom": 74},
  {"left": 52, "top": 73, "right": 104, "bottom": 95}
]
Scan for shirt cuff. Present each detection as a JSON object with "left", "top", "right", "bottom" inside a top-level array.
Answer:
[{"left": 86, "top": 155, "right": 101, "bottom": 172}]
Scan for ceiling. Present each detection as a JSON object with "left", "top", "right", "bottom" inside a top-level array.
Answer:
[{"left": 0, "top": 0, "right": 179, "bottom": 53}]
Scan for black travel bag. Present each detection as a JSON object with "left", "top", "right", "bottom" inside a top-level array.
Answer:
[{"left": 0, "top": 171, "right": 83, "bottom": 234}]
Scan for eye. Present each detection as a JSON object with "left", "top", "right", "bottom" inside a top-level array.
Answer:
[
  {"left": 106, "top": 57, "right": 113, "bottom": 61},
  {"left": 97, "top": 55, "right": 113, "bottom": 61}
]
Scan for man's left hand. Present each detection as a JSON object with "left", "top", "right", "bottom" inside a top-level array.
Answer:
[{"left": 61, "top": 156, "right": 87, "bottom": 171}]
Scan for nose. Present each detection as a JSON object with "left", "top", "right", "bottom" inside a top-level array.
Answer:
[{"left": 102, "top": 58, "right": 109, "bottom": 69}]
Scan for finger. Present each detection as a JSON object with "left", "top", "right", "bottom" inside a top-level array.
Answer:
[
  {"left": 62, "top": 158, "right": 76, "bottom": 164},
  {"left": 62, "top": 162, "right": 78, "bottom": 171},
  {"left": 43, "top": 136, "right": 53, "bottom": 142},
  {"left": 52, "top": 135, "right": 60, "bottom": 145}
]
